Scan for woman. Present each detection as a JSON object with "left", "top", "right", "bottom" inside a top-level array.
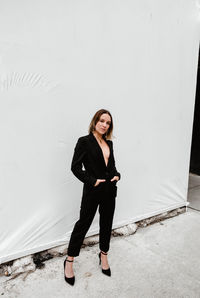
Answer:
[{"left": 64, "top": 109, "right": 121, "bottom": 286}]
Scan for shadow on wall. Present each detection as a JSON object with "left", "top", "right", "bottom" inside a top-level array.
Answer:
[{"left": 190, "top": 46, "right": 200, "bottom": 175}]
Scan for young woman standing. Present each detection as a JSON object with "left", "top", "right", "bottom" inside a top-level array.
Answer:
[{"left": 64, "top": 109, "right": 121, "bottom": 286}]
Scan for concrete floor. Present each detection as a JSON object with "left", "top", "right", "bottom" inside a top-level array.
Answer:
[
  {"left": 188, "top": 173, "right": 200, "bottom": 211},
  {"left": 1, "top": 174, "right": 200, "bottom": 298}
]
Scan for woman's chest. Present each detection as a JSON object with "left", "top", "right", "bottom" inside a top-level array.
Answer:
[
  {"left": 85, "top": 139, "right": 112, "bottom": 167},
  {"left": 99, "top": 142, "right": 110, "bottom": 161}
]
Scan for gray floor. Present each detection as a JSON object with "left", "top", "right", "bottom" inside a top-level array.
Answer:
[
  {"left": 1, "top": 174, "right": 200, "bottom": 298},
  {"left": 188, "top": 173, "right": 200, "bottom": 211}
]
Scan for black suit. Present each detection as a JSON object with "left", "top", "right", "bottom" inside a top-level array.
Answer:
[{"left": 67, "top": 132, "right": 121, "bottom": 256}]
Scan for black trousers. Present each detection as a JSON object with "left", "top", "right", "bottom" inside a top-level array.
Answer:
[{"left": 67, "top": 180, "right": 117, "bottom": 257}]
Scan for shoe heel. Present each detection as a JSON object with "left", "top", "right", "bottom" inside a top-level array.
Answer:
[
  {"left": 98, "top": 251, "right": 111, "bottom": 277},
  {"left": 64, "top": 258, "right": 75, "bottom": 286}
]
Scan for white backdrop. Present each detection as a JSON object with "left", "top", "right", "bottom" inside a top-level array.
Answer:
[{"left": 0, "top": 0, "right": 199, "bottom": 264}]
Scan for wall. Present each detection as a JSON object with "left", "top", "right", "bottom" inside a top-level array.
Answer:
[{"left": 0, "top": 0, "right": 199, "bottom": 263}]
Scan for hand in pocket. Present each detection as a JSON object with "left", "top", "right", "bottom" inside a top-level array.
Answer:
[{"left": 94, "top": 179, "right": 106, "bottom": 187}]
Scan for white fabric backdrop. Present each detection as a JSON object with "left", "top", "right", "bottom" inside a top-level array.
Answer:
[{"left": 0, "top": 0, "right": 199, "bottom": 263}]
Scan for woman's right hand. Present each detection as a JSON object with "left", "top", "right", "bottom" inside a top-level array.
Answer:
[{"left": 94, "top": 179, "right": 106, "bottom": 187}]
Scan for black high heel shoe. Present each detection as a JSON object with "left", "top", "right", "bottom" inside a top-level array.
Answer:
[
  {"left": 98, "top": 251, "right": 111, "bottom": 277},
  {"left": 63, "top": 257, "right": 75, "bottom": 286}
]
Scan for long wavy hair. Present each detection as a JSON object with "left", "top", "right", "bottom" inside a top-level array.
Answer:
[{"left": 88, "top": 109, "right": 113, "bottom": 140}]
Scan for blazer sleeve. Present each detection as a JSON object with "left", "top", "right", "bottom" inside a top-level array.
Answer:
[
  {"left": 71, "top": 137, "right": 97, "bottom": 186},
  {"left": 110, "top": 141, "right": 121, "bottom": 181}
]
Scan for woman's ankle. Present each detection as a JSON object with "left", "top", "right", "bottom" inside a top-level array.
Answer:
[{"left": 101, "top": 250, "right": 108, "bottom": 255}]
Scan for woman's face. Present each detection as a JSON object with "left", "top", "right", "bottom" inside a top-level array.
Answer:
[{"left": 95, "top": 113, "right": 111, "bottom": 136}]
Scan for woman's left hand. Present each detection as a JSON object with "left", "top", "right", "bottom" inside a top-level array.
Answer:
[{"left": 110, "top": 176, "right": 119, "bottom": 182}]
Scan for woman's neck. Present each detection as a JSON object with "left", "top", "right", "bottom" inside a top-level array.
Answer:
[{"left": 93, "top": 131, "right": 103, "bottom": 142}]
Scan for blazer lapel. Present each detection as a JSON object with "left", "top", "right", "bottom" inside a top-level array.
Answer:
[{"left": 89, "top": 132, "right": 111, "bottom": 169}]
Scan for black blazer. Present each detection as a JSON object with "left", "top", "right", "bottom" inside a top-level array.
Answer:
[{"left": 71, "top": 132, "right": 121, "bottom": 187}]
